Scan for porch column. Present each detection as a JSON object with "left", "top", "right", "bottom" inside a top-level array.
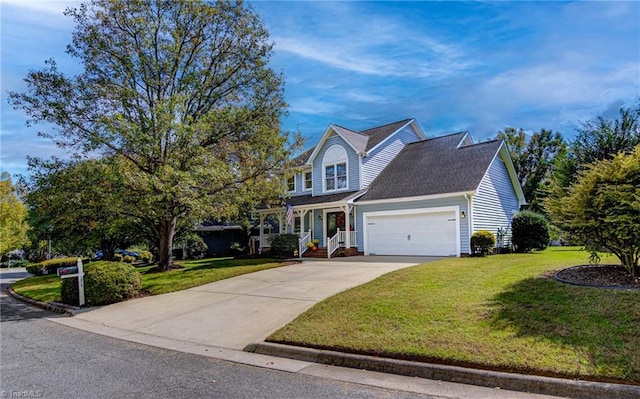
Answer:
[
  {"left": 345, "top": 205, "right": 351, "bottom": 248},
  {"left": 277, "top": 211, "right": 284, "bottom": 234},
  {"left": 296, "top": 209, "right": 309, "bottom": 236},
  {"left": 259, "top": 213, "right": 265, "bottom": 253},
  {"left": 337, "top": 204, "right": 350, "bottom": 248}
]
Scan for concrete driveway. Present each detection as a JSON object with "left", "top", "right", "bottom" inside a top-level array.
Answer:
[{"left": 61, "top": 259, "right": 436, "bottom": 350}]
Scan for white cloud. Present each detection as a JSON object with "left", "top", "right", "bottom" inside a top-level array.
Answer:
[
  {"left": 483, "top": 62, "right": 639, "bottom": 107},
  {"left": 1, "top": 0, "right": 78, "bottom": 14},
  {"left": 289, "top": 97, "right": 343, "bottom": 116},
  {"left": 268, "top": 1, "right": 475, "bottom": 80},
  {"left": 343, "top": 91, "right": 389, "bottom": 104}
]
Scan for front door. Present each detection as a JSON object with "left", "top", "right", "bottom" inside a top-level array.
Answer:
[{"left": 326, "top": 211, "right": 345, "bottom": 239}]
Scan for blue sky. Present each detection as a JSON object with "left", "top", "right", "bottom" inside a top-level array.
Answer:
[{"left": 2, "top": 1, "right": 639, "bottom": 178}]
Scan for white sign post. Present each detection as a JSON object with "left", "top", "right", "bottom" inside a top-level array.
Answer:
[{"left": 58, "top": 258, "right": 85, "bottom": 306}]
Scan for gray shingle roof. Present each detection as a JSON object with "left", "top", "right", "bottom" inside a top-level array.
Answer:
[
  {"left": 287, "top": 190, "right": 364, "bottom": 207},
  {"left": 360, "top": 119, "right": 413, "bottom": 151},
  {"left": 332, "top": 125, "right": 369, "bottom": 154},
  {"left": 295, "top": 119, "right": 413, "bottom": 165},
  {"left": 357, "top": 133, "right": 503, "bottom": 202},
  {"left": 291, "top": 147, "right": 315, "bottom": 167}
]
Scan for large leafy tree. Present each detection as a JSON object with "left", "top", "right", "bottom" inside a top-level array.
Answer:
[
  {"left": 0, "top": 173, "right": 30, "bottom": 259},
  {"left": 10, "top": 0, "right": 297, "bottom": 270},
  {"left": 496, "top": 127, "right": 565, "bottom": 212},
  {"left": 23, "top": 157, "right": 137, "bottom": 261},
  {"left": 554, "top": 102, "right": 640, "bottom": 187},
  {"left": 545, "top": 145, "right": 640, "bottom": 277}
]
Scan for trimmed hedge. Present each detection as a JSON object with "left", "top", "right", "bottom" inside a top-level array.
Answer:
[
  {"left": 511, "top": 210, "right": 550, "bottom": 253},
  {"left": 139, "top": 251, "right": 153, "bottom": 263},
  {"left": 268, "top": 234, "right": 299, "bottom": 258},
  {"left": 61, "top": 261, "right": 141, "bottom": 306},
  {"left": 26, "top": 257, "right": 84, "bottom": 276},
  {"left": 470, "top": 230, "right": 496, "bottom": 256}
]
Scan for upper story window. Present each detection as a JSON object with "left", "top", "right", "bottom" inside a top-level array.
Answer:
[
  {"left": 287, "top": 175, "right": 295, "bottom": 192},
  {"left": 323, "top": 145, "right": 348, "bottom": 192},
  {"left": 325, "top": 163, "right": 346, "bottom": 190},
  {"left": 304, "top": 171, "right": 312, "bottom": 190}
]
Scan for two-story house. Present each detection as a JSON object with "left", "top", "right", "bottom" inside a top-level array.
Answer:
[{"left": 257, "top": 118, "right": 525, "bottom": 258}]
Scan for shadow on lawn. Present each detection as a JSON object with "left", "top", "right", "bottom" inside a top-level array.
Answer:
[{"left": 489, "top": 276, "right": 640, "bottom": 383}]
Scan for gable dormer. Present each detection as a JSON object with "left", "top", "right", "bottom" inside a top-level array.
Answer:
[
  {"left": 299, "top": 119, "right": 426, "bottom": 196},
  {"left": 310, "top": 129, "right": 360, "bottom": 196},
  {"left": 456, "top": 132, "right": 475, "bottom": 148}
]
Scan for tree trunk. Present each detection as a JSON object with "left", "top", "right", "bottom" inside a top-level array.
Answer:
[
  {"left": 157, "top": 217, "right": 177, "bottom": 271},
  {"left": 617, "top": 250, "right": 637, "bottom": 278},
  {"left": 100, "top": 237, "right": 120, "bottom": 261}
]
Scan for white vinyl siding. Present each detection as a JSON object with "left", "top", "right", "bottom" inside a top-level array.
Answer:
[
  {"left": 472, "top": 157, "right": 520, "bottom": 247},
  {"left": 362, "top": 126, "right": 421, "bottom": 188}
]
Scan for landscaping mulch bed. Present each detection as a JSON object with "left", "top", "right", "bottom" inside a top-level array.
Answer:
[{"left": 555, "top": 264, "right": 640, "bottom": 289}]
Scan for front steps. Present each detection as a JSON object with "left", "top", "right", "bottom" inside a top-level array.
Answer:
[
  {"left": 301, "top": 247, "right": 361, "bottom": 258},
  {"left": 302, "top": 247, "right": 328, "bottom": 258}
]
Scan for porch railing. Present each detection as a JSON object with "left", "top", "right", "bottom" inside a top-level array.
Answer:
[
  {"left": 327, "top": 230, "right": 339, "bottom": 258},
  {"left": 298, "top": 230, "right": 312, "bottom": 258},
  {"left": 328, "top": 229, "right": 357, "bottom": 258}
]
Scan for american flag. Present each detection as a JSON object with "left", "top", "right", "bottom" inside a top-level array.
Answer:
[{"left": 286, "top": 203, "right": 293, "bottom": 226}]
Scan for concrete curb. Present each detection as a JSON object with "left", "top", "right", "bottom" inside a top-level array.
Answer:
[
  {"left": 246, "top": 342, "right": 640, "bottom": 399},
  {"left": 7, "top": 287, "right": 77, "bottom": 316}
]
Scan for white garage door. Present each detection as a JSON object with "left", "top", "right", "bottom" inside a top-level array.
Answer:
[{"left": 365, "top": 210, "right": 458, "bottom": 256}]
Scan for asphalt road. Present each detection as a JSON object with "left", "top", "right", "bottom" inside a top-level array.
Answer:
[{"left": 1, "top": 270, "right": 439, "bottom": 399}]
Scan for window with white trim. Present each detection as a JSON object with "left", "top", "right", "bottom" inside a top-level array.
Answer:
[
  {"left": 325, "top": 163, "right": 347, "bottom": 190},
  {"left": 322, "top": 145, "right": 348, "bottom": 192},
  {"left": 304, "top": 171, "right": 312, "bottom": 190},
  {"left": 286, "top": 175, "right": 295, "bottom": 192}
]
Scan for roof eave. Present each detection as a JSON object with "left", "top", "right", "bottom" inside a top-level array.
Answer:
[
  {"left": 493, "top": 142, "right": 526, "bottom": 205},
  {"left": 366, "top": 118, "right": 423, "bottom": 155},
  {"left": 356, "top": 190, "right": 476, "bottom": 206}
]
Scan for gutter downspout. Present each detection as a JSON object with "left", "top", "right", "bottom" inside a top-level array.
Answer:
[{"left": 465, "top": 193, "right": 474, "bottom": 255}]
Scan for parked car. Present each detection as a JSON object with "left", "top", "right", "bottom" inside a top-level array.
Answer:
[{"left": 95, "top": 249, "right": 140, "bottom": 260}]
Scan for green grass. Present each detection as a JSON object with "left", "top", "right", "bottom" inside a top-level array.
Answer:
[
  {"left": 11, "top": 274, "right": 61, "bottom": 303},
  {"left": 136, "top": 257, "right": 291, "bottom": 295},
  {"left": 12, "top": 257, "right": 292, "bottom": 302},
  {"left": 267, "top": 247, "right": 640, "bottom": 384}
]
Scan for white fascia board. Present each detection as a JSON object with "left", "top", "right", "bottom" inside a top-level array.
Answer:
[
  {"left": 410, "top": 119, "right": 427, "bottom": 140},
  {"left": 498, "top": 142, "right": 527, "bottom": 206},
  {"left": 356, "top": 191, "right": 475, "bottom": 206},
  {"left": 366, "top": 119, "right": 422, "bottom": 155},
  {"left": 456, "top": 132, "right": 474, "bottom": 148}
]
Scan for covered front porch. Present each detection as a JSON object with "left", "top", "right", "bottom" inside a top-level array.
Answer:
[{"left": 257, "top": 203, "right": 360, "bottom": 258}]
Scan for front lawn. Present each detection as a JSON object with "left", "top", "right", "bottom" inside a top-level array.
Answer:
[
  {"left": 267, "top": 247, "right": 640, "bottom": 384},
  {"left": 12, "top": 258, "right": 292, "bottom": 303}
]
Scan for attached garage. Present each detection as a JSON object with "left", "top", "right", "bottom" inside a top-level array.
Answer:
[{"left": 363, "top": 207, "right": 460, "bottom": 257}]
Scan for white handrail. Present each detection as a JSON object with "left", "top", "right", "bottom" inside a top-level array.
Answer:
[
  {"left": 298, "top": 230, "right": 312, "bottom": 258},
  {"left": 327, "top": 228, "right": 341, "bottom": 258}
]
